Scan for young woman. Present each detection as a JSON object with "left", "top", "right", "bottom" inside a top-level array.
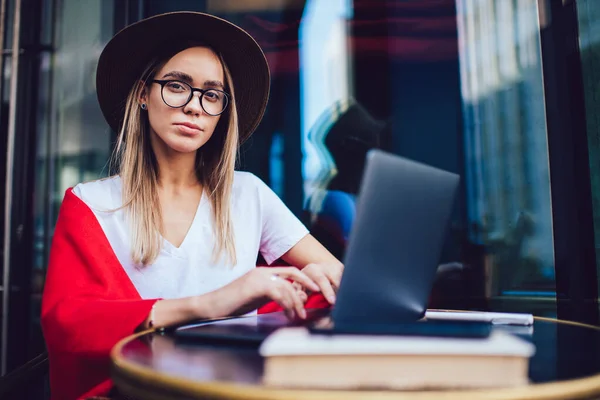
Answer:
[{"left": 41, "top": 12, "right": 343, "bottom": 399}]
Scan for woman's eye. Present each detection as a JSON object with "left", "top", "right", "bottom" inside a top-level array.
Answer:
[
  {"left": 204, "top": 91, "right": 220, "bottom": 102},
  {"left": 166, "top": 82, "right": 187, "bottom": 92}
]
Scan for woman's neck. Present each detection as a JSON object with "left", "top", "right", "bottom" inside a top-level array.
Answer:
[
  {"left": 151, "top": 138, "right": 200, "bottom": 191},
  {"left": 157, "top": 158, "right": 199, "bottom": 191}
]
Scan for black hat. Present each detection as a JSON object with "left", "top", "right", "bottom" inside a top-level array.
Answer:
[{"left": 96, "top": 11, "right": 270, "bottom": 143}]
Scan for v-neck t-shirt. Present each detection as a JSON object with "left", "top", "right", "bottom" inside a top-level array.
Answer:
[{"left": 72, "top": 171, "right": 309, "bottom": 300}]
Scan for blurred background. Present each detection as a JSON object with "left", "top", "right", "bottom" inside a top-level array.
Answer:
[{"left": 0, "top": 0, "right": 598, "bottom": 387}]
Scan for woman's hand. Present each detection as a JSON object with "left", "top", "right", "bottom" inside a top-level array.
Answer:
[
  {"left": 279, "top": 234, "right": 345, "bottom": 305},
  {"left": 300, "top": 262, "right": 344, "bottom": 305},
  {"left": 230, "top": 266, "right": 320, "bottom": 320}
]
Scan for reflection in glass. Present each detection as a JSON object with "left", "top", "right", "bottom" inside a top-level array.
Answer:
[
  {"left": 35, "top": 0, "right": 114, "bottom": 273},
  {"left": 457, "top": 0, "right": 555, "bottom": 295},
  {"left": 300, "top": 0, "right": 354, "bottom": 199},
  {"left": 32, "top": 0, "right": 115, "bottom": 346},
  {"left": 300, "top": 0, "right": 557, "bottom": 298},
  {"left": 576, "top": 0, "right": 600, "bottom": 299}
]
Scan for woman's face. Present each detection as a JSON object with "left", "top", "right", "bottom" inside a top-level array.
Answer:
[{"left": 143, "top": 46, "right": 226, "bottom": 154}]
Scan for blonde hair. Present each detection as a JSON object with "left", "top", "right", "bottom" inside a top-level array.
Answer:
[{"left": 110, "top": 48, "right": 239, "bottom": 267}]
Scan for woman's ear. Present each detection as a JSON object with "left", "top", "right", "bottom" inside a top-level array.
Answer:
[{"left": 137, "top": 81, "right": 148, "bottom": 107}]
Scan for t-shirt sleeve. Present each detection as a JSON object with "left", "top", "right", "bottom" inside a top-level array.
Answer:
[{"left": 252, "top": 175, "right": 309, "bottom": 264}]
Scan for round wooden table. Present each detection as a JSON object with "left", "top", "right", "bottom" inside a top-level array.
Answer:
[{"left": 111, "top": 313, "right": 600, "bottom": 400}]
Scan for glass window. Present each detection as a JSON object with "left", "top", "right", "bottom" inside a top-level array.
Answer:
[
  {"left": 456, "top": 0, "right": 555, "bottom": 297},
  {"left": 37, "top": 0, "right": 114, "bottom": 266},
  {"left": 576, "top": 0, "right": 600, "bottom": 299},
  {"left": 32, "top": 0, "right": 114, "bottom": 335}
]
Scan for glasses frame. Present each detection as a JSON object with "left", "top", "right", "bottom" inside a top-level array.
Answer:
[{"left": 151, "top": 79, "right": 230, "bottom": 116}]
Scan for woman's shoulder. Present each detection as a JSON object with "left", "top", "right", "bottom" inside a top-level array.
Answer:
[
  {"left": 231, "top": 171, "right": 273, "bottom": 201},
  {"left": 233, "top": 170, "right": 264, "bottom": 189},
  {"left": 72, "top": 175, "right": 123, "bottom": 210}
]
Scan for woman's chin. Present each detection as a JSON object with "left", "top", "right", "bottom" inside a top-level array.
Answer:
[{"left": 165, "top": 138, "right": 207, "bottom": 154}]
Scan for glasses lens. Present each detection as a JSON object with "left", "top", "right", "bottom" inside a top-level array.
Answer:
[
  {"left": 202, "top": 90, "right": 228, "bottom": 115},
  {"left": 162, "top": 81, "right": 192, "bottom": 107}
]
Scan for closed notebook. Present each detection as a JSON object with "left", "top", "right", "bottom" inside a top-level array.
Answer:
[{"left": 259, "top": 327, "right": 535, "bottom": 390}]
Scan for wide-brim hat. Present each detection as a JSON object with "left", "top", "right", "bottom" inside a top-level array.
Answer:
[{"left": 96, "top": 11, "right": 270, "bottom": 143}]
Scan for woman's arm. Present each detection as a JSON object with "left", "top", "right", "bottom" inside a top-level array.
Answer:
[
  {"left": 249, "top": 173, "right": 344, "bottom": 306},
  {"left": 144, "top": 264, "right": 321, "bottom": 328},
  {"left": 281, "top": 234, "right": 342, "bottom": 268}
]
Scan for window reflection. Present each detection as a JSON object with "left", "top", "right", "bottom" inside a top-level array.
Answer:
[
  {"left": 300, "top": 0, "right": 354, "bottom": 199},
  {"left": 457, "top": 0, "right": 554, "bottom": 296},
  {"left": 576, "top": 0, "right": 600, "bottom": 299},
  {"left": 299, "top": 0, "right": 556, "bottom": 298},
  {"left": 33, "top": 0, "right": 114, "bottom": 309}
]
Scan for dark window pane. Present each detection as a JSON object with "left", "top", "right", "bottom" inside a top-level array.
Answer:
[{"left": 577, "top": 0, "right": 600, "bottom": 300}]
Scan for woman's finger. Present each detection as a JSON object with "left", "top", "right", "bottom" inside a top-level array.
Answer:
[
  {"left": 291, "top": 281, "right": 308, "bottom": 302},
  {"left": 269, "top": 267, "right": 320, "bottom": 292},
  {"left": 267, "top": 275, "right": 306, "bottom": 319},
  {"left": 306, "top": 266, "right": 336, "bottom": 305},
  {"left": 283, "top": 281, "right": 307, "bottom": 319},
  {"left": 297, "top": 287, "right": 308, "bottom": 303},
  {"left": 323, "top": 264, "right": 344, "bottom": 290},
  {"left": 268, "top": 282, "right": 294, "bottom": 319}
]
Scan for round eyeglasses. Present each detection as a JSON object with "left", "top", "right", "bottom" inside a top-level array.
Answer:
[{"left": 151, "top": 80, "right": 230, "bottom": 116}]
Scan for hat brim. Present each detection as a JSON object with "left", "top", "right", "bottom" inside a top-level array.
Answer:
[{"left": 96, "top": 12, "right": 270, "bottom": 143}]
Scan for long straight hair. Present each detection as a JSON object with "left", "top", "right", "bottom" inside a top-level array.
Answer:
[{"left": 110, "top": 47, "right": 239, "bottom": 267}]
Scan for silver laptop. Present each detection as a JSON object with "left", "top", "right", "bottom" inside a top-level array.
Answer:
[{"left": 331, "top": 149, "right": 460, "bottom": 329}]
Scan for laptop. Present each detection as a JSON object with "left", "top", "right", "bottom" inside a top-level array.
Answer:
[{"left": 174, "top": 149, "right": 466, "bottom": 343}]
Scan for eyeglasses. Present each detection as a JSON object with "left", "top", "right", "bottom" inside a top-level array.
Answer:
[{"left": 151, "top": 79, "right": 230, "bottom": 116}]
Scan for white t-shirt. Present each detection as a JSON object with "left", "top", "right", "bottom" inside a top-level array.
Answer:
[{"left": 72, "top": 171, "right": 309, "bottom": 300}]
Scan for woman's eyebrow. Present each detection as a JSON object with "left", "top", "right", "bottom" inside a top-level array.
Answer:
[
  {"left": 162, "top": 71, "right": 194, "bottom": 83},
  {"left": 204, "top": 80, "right": 224, "bottom": 89},
  {"left": 161, "top": 71, "right": 224, "bottom": 90}
]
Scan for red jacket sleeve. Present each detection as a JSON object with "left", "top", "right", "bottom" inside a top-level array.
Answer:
[{"left": 41, "top": 189, "right": 157, "bottom": 400}]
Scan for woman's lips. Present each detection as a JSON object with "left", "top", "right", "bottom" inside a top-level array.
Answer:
[{"left": 173, "top": 122, "right": 203, "bottom": 135}]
